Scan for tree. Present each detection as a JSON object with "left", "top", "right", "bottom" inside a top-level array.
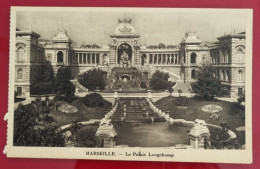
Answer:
[
  {"left": 150, "top": 70, "right": 174, "bottom": 90},
  {"left": 42, "top": 61, "right": 54, "bottom": 82},
  {"left": 78, "top": 69, "right": 106, "bottom": 91},
  {"left": 168, "top": 86, "right": 173, "bottom": 96},
  {"left": 140, "top": 81, "right": 147, "bottom": 89},
  {"left": 237, "top": 93, "right": 245, "bottom": 104},
  {"left": 56, "top": 66, "right": 71, "bottom": 83},
  {"left": 158, "top": 43, "right": 166, "bottom": 49},
  {"left": 193, "top": 65, "right": 226, "bottom": 100},
  {"left": 13, "top": 104, "right": 65, "bottom": 147},
  {"left": 55, "top": 66, "right": 75, "bottom": 100},
  {"left": 84, "top": 93, "right": 104, "bottom": 108},
  {"left": 177, "top": 89, "right": 182, "bottom": 97},
  {"left": 14, "top": 104, "right": 37, "bottom": 146}
]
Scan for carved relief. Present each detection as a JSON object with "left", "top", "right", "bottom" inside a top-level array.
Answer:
[{"left": 119, "top": 26, "right": 132, "bottom": 33}]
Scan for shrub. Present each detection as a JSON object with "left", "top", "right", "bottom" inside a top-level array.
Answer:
[
  {"left": 140, "top": 81, "right": 147, "bottom": 89},
  {"left": 230, "top": 102, "right": 244, "bottom": 115},
  {"left": 175, "top": 96, "right": 190, "bottom": 107},
  {"left": 78, "top": 69, "right": 106, "bottom": 91},
  {"left": 84, "top": 93, "right": 104, "bottom": 108},
  {"left": 177, "top": 89, "right": 182, "bottom": 96},
  {"left": 76, "top": 127, "right": 97, "bottom": 147},
  {"left": 150, "top": 70, "right": 174, "bottom": 90}
]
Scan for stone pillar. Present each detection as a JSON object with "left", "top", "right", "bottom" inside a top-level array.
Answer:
[
  {"left": 147, "top": 54, "right": 150, "bottom": 65},
  {"left": 189, "top": 119, "right": 210, "bottom": 149},
  {"left": 94, "top": 53, "right": 96, "bottom": 64},
  {"left": 156, "top": 54, "right": 159, "bottom": 65},
  {"left": 114, "top": 92, "right": 118, "bottom": 99},
  {"left": 90, "top": 53, "right": 93, "bottom": 64},
  {"left": 95, "top": 118, "right": 117, "bottom": 148},
  {"left": 147, "top": 92, "right": 151, "bottom": 99}
]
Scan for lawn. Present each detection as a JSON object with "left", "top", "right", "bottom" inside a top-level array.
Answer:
[
  {"left": 155, "top": 96, "right": 245, "bottom": 131},
  {"left": 49, "top": 97, "right": 112, "bottom": 127}
]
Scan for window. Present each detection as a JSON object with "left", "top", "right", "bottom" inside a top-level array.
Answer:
[
  {"left": 222, "top": 70, "right": 226, "bottom": 81},
  {"left": 17, "top": 47, "right": 25, "bottom": 62},
  {"left": 238, "top": 88, "right": 243, "bottom": 96},
  {"left": 17, "top": 87, "right": 22, "bottom": 96},
  {"left": 57, "top": 51, "right": 64, "bottom": 63},
  {"left": 190, "top": 52, "right": 197, "bottom": 64},
  {"left": 238, "top": 69, "right": 244, "bottom": 81},
  {"left": 226, "top": 70, "right": 230, "bottom": 82},
  {"left": 191, "top": 69, "right": 197, "bottom": 79},
  {"left": 237, "top": 49, "right": 244, "bottom": 63},
  {"left": 17, "top": 69, "right": 23, "bottom": 80}
]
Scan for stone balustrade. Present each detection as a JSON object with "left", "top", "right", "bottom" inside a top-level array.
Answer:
[
  {"left": 104, "top": 99, "right": 119, "bottom": 119},
  {"left": 146, "top": 97, "right": 172, "bottom": 122}
]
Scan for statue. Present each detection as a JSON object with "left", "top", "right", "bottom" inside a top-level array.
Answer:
[
  {"left": 96, "top": 117, "right": 117, "bottom": 148},
  {"left": 120, "top": 51, "right": 130, "bottom": 68},
  {"left": 100, "top": 118, "right": 112, "bottom": 127}
]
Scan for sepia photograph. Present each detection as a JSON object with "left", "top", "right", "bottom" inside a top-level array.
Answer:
[{"left": 6, "top": 7, "right": 252, "bottom": 163}]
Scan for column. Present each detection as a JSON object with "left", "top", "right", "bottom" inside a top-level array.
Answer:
[
  {"left": 147, "top": 54, "right": 150, "bottom": 65},
  {"left": 83, "top": 53, "right": 86, "bottom": 64},
  {"left": 156, "top": 54, "right": 159, "bottom": 65},
  {"left": 94, "top": 53, "right": 97, "bottom": 64},
  {"left": 90, "top": 53, "right": 92, "bottom": 64}
]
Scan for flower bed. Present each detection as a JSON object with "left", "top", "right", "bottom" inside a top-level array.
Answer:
[
  {"left": 58, "top": 104, "right": 78, "bottom": 113},
  {"left": 202, "top": 104, "right": 223, "bottom": 113}
]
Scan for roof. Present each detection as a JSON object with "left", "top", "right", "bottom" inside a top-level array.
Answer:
[
  {"left": 181, "top": 32, "right": 201, "bottom": 44},
  {"left": 217, "top": 32, "right": 246, "bottom": 40},
  {"left": 52, "top": 29, "right": 71, "bottom": 43},
  {"left": 16, "top": 30, "right": 40, "bottom": 38}
]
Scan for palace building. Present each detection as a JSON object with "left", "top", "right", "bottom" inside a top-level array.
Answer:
[{"left": 14, "top": 18, "right": 246, "bottom": 98}]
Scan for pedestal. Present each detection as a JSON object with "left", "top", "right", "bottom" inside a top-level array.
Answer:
[
  {"left": 95, "top": 121, "right": 117, "bottom": 148},
  {"left": 189, "top": 119, "right": 210, "bottom": 149}
]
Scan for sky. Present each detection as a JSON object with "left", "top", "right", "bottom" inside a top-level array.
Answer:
[{"left": 16, "top": 8, "right": 248, "bottom": 47}]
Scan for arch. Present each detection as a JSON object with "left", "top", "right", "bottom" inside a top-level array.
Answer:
[
  {"left": 141, "top": 54, "right": 147, "bottom": 66},
  {"left": 102, "top": 53, "right": 109, "bottom": 65},
  {"left": 117, "top": 43, "right": 132, "bottom": 65},
  {"left": 17, "top": 69, "right": 23, "bottom": 80},
  {"left": 236, "top": 48, "right": 244, "bottom": 63},
  {"left": 17, "top": 47, "right": 25, "bottom": 62},
  {"left": 191, "top": 69, "right": 197, "bottom": 79},
  {"left": 57, "top": 51, "right": 64, "bottom": 63},
  {"left": 190, "top": 52, "right": 197, "bottom": 64}
]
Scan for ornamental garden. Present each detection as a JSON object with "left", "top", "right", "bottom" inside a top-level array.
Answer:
[{"left": 14, "top": 64, "right": 245, "bottom": 149}]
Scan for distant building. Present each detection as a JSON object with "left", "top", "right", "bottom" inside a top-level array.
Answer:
[{"left": 15, "top": 18, "right": 246, "bottom": 98}]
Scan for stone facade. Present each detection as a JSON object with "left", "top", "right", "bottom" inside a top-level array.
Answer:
[
  {"left": 15, "top": 29, "right": 45, "bottom": 98},
  {"left": 15, "top": 18, "right": 246, "bottom": 98}
]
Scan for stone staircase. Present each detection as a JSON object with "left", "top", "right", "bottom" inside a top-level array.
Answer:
[{"left": 111, "top": 97, "right": 165, "bottom": 123}]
